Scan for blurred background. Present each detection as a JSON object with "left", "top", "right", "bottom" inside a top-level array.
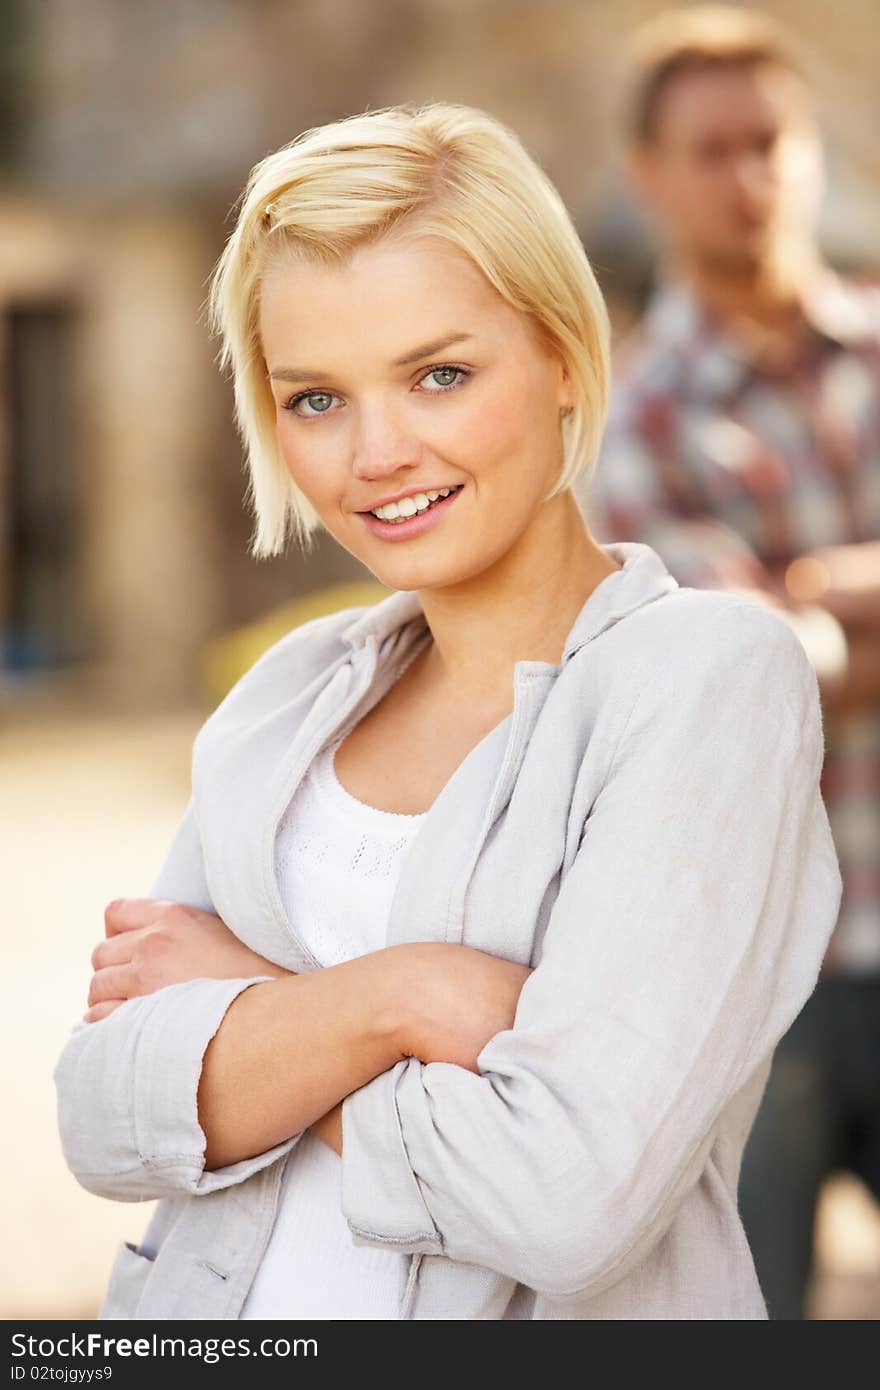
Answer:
[{"left": 2, "top": 0, "right": 879, "bottom": 1319}]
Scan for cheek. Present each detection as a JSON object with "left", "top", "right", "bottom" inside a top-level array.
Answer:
[
  {"left": 462, "top": 378, "right": 546, "bottom": 481},
  {"left": 676, "top": 162, "right": 719, "bottom": 201},
  {"left": 277, "top": 423, "right": 337, "bottom": 504}
]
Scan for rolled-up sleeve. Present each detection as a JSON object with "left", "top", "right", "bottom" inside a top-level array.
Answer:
[
  {"left": 340, "top": 603, "right": 843, "bottom": 1297},
  {"left": 53, "top": 796, "right": 306, "bottom": 1202}
]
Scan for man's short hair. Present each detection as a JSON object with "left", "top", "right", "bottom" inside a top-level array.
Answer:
[{"left": 626, "top": 4, "right": 809, "bottom": 146}]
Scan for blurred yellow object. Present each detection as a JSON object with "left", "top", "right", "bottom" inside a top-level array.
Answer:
[{"left": 200, "top": 580, "right": 392, "bottom": 706}]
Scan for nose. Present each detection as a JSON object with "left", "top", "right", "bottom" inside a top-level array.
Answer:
[
  {"left": 350, "top": 395, "right": 423, "bottom": 482},
  {"left": 733, "top": 150, "right": 776, "bottom": 204}
]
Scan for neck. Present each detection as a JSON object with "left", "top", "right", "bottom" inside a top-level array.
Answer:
[
  {"left": 665, "top": 239, "right": 825, "bottom": 333},
  {"left": 413, "top": 490, "right": 621, "bottom": 699}
]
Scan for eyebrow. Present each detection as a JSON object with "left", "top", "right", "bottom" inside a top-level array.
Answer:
[{"left": 267, "top": 332, "right": 475, "bottom": 383}]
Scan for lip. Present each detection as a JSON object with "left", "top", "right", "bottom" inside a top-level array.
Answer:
[
  {"left": 355, "top": 483, "right": 461, "bottom": 513},
  {"left": 358, "top": 484, "right": 464, "bottom": 542}
]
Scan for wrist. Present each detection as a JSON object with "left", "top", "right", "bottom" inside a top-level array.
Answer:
[{"left": 369, "top": 944, "right": 416, "bottom": 1061}]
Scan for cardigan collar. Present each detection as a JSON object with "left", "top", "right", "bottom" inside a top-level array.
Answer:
[{"left": 341, "top": 540, "right": 679, "bottom": 669}]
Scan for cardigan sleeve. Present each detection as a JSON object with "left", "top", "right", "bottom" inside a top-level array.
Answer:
[
  {"left": 52, "top": 795, "right": 307, "bottom": 1203},
  {"left": 338, "top": 604, "right": 843, "bottom": 1296}
]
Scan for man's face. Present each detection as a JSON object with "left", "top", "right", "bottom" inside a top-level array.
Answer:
[{"left": 632, "top": 61, "right": 824, "bottom": 273}]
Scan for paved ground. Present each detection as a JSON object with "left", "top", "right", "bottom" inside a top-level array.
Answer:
[
  {"left": 2, "top": 701, "right": 879, "bottom": 1320},
  {"left": 2, "top": 702, "right": 201, "bottom": 1320}
]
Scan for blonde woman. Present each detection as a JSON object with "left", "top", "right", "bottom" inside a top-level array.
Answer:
[{"left": 54, "top": 102, "right": 842, "bottom": 1321}]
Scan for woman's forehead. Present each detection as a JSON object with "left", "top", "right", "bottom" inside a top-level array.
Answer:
[
  {"left": 261, "top": 233, "right": 492, "bottom": 303},
  {"left": 259, "top": 240, "right": 525, "bottom": 365}
]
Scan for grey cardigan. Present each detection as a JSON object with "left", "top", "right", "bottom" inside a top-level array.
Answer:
[{"left": 53, "top": 541, "right": 842, "bottom": 1320}]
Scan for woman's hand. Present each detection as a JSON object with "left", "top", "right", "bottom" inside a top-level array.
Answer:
[
  {"left": 385, "top": 941, "right": 534, "bottom": 1074},
  {"left": 84, "top": 898, "right": 293, "bottom": 1023}
]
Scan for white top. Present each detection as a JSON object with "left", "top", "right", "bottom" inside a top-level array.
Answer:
[{"left": 239, "top": 732, "right": 427, "bottom": 1320}]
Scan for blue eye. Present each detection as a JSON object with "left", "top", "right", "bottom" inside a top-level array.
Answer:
[
  {"left": 284, "top": 390, "right": 339, "bottom": 417},
  {"left": 283, "top": 363, "right": 470, "bottom": 418},
  {"left": 420, "top": 365, "right": 469, "bottom": 392}
]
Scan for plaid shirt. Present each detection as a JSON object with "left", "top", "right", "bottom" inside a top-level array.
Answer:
[{"left": 578, "top": 275, "right": 880, "bottom": 977}]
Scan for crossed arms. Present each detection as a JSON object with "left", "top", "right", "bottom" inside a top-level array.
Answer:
[{"left": 53, "top": 604, "right": 842, "bottom": 1296}]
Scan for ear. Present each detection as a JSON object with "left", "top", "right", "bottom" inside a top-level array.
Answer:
[{"left": 556, "top": 356, "right": 575, "bottom": 414}]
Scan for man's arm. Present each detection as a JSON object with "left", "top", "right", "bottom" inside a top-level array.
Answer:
[
  {"left": 779, "top": 541, "right": 880, "bottom": 630},
  {"left": 772, "top": 542, "right": 880, "bottom": 715}
]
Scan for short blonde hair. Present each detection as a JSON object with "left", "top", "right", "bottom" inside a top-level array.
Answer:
[
  {"left": 206, "top": 101, "right": 611, "bottom": 558},
  {"left": 626, "top": 5, "right": 808, "bottom": 147}
]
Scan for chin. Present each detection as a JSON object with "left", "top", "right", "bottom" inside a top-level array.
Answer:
[
  {"left": 368, "top": 558, "right": 469, "bottom": 593},
  {"left": 370, "top": 542, "right": 501, "bottom": 594}
]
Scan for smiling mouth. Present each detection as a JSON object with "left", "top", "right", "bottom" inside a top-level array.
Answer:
[{"left": 359, "top": 485, "right": 464, "bottom": 522}]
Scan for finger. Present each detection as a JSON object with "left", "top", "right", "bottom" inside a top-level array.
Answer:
[
  {"left": 104, "top": 898, "right": 170, "bottom": 937},
  {"left": 91, "top": 928, "right": 147, "bottom": 971},
  {"left": 88, "top": 964, "right": 137, "bottom": 1007},
  {"left": 83, "top": 1000, "right": 125, "bottom": 1024}
]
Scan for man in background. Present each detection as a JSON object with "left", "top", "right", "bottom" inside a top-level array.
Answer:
[{"left": 577, "top": 5, "right": 880, "bottom": 1318}]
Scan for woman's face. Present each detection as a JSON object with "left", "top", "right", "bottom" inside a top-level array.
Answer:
[{"left": 259, "top": 234, "right": 574, "bottom": 591}]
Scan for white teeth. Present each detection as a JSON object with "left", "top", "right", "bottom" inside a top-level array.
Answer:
[{"left": 370, "top": 487, "right": 458, "bottom": 521}]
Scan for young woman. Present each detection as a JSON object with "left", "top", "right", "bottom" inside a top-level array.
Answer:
[{"left": 54, "top": 102, "right": 842, "bottom": 1321}]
